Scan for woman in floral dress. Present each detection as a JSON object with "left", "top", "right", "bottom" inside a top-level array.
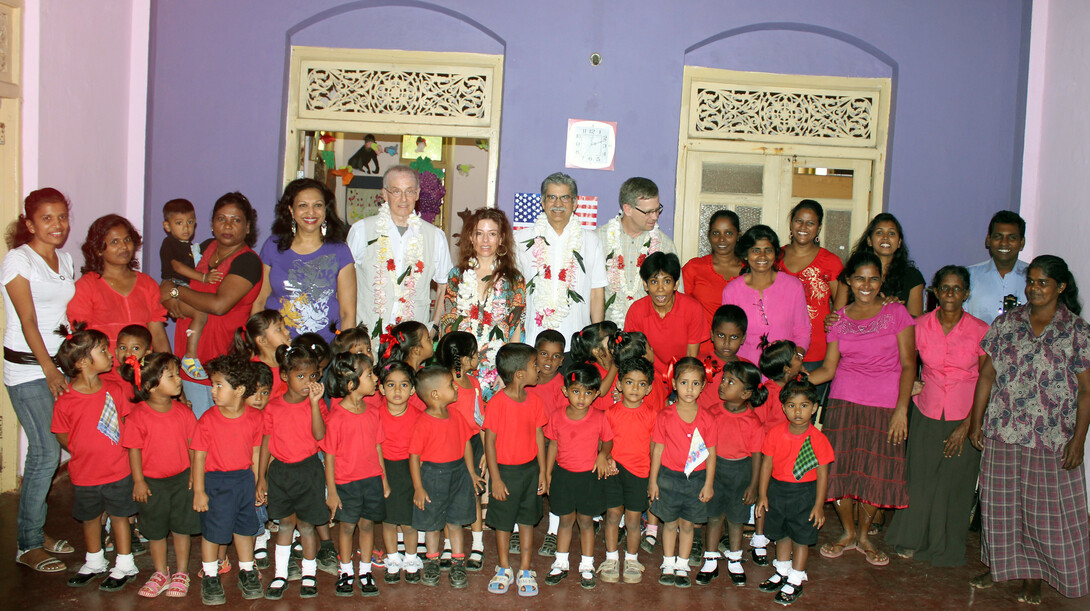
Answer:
[{"left": 440, "top": 208, "right": 525, "bottom": 399}]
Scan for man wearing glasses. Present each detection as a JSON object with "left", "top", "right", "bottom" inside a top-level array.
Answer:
[
  {"left": 965, "top": 211, "right": 1028, "bottom": 324},
  {"left": 598, "top": 177, "right": 677, "bottom": 325},
  {"left": 348, "top": 165, "right": 452, "bottom": 339},
  {"left": 515, "top": 172, "right": 607, "bottom": 344}
]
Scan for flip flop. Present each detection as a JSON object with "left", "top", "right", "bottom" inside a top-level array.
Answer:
[
  {"left": 819, "top": 540, "right": 856, "bottom": 559},
  {"left": 44, "top": 539, "right": 75, "bottom": 554},
  {"left": 857, "top": 545, "right": 889, "bottom": 566},
  {"left": 16, "top": 550, "right": 66, "bottom": 573}
]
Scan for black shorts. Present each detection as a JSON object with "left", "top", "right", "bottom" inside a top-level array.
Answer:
[
  {"left": 412, "top": 460, "right": 476, "bottom": 532},
  {"left": 266, "top": 453, "right": 329, "bottom": 527},
  {"left": 334, "top": 476, "right": 386, "bottom": 525},
  {"left": 602, "top": 462, "right": 650, "bottom": 513},
  {"left": 650, "top": 466, "right": 709, "bottom": 524},
  {"left": 548, "top": 465, "right": 605, "bottom": 517},
  {"left": 383, "top": 458, "right": 414, "bottom": 526},
  {"left": 486, "top": 460, "right": 543, "bottom": 532},
  {"left": 201, "top": 469, "right": 260, "bottom": 545},
  {"left": 707, "top": 456, "right": 754, "bottom": 524},
  {"left": 764, "top": 479, "right": 819, "bottom": 546},
  {"left": 138, "top": 469, "right": 200, "bottom": 539},
  {"left": 73, "top": 475, "right": 138, "bottom": 522}
]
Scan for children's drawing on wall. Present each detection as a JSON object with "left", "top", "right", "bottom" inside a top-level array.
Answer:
[
  {"left": 345, "top": 175, "right": 385, "bottom": 224},
  {"left": 456, "top": 164, "right": 475, "bottom": 177},
  {"left": 347, "top": 134, "right": 382, "bottom": 174},
  {"left": 401, "top": 134, "right": 443, "bottom": 161},
  {"left": 384, "top": 145, "right": 399, "bottom": 156}
]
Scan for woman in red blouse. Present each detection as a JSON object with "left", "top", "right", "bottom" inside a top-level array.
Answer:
[
  {"left": 681, "top": 210, "right": 744, "bottom": 354},
  {"left": 68, "top": 215, "right": 171, "bottom": 353}
]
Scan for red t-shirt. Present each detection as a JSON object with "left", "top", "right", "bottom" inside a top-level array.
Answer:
[
  {"left": 624, "top": 292, "right": 708, "bottom": 379},
  {"left": 51, "top": 379, "right": 133, "bottom": 486},
  {"left": 376, "top": 397, "right": 420, "bottom": 461},
  {"left": 590, "top": 362, "right": 615, "bottom": 412},
  {"left": 545, "top": 407, "right": 614, "bottom": 472},
  {"left": 409, "top": 411, "right": 473, "bottom": 463},
  {"left": 606, "top": 400, "right": 657, "bottom": 477},
  {"left": 483, "top": 391, "right": 548, "bottom": 465},
  {"left": 698, "top": 369, "right": 725, "bottom": 415},
  {"left": 776, "top": 248, "right": 844, "bottom": 362},
  {"left": 67, "top": 272, "right": 169, "bottom": 353},
  {"left": 320, "top": 399, "right": 385, "bottom": 484},
  {"left": 753, "top": 379, "right": 787, "bottom": 434},
  {"left": 448, "top": 376, "right": 483, "bottom": 434},
  {"left": 528, "top": 373, "right": 565, "bottom": 420},
  {"left": 190, "top": 406, "right": 263, "bottom": 472},
  {"left": 262, "top": 395, "right": 325, "bottom": 463},
  {"left": 120, "top": 401, "right": 197, "bottom": 479},
  {"left": 651, "top": 405, "right": 718, "bottom": 473},
  {"left": 715, "top": 407, "right": 765, "bottom": 460},
  {"left": 681, "top": 255, "right": 736, "bottom": 330},
  {"left": 761, "top": 422, "right": 834, "bottom": 483}
]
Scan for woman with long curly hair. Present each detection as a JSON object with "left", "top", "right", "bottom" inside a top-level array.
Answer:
[
  {"left": 253, "top": 178, "right": 355, "bottom": 341},
  {"left": 439, "top": 207, "right": 525, "bottom": 399},
  {"left": 68, "top": 214, "right": 171, "bottom": 353},
  {"left": 832, "top": 213, "right": 924, "bottom": 316}
]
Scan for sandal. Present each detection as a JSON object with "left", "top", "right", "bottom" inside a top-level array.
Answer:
[
  {"left": 44, "top": 538, "right": 75, "bottom": 554},
  {"left": 16, "top": 549, "right": 67, "bottom": 573},
  {"left": 182, "top": 357, "right": 208, "bottom": 380},
  {"left": 856, "top": 544, "right": 889, "bottom": 566},
  {"left": 488, "top": 566, "right": 512, "bottom": 594},
  {"left": 640, "top": 534, "right": 657, "bottom": 554},
  {"left": 466, "top": 549, "right": 484, "bottom": 572},
  {"left": 138, "top": 571, "right": 170, "bottom": 598},
  {"left": 819, "top": 540, "right": 856, "bottom": 559},
  {"left": 254, "top": 547, "right": 270, "bottom": 570},
  {"left": 516, "top": 569, "right": 538, "bottom": 597},
  {"left": 165, "top": 572, "right": 190, "bottom": 597},
  {"left": 264, "top": 577, "right": 289, "bottom": 600},
  {"left": 300, "top": 575, "right": 318, "bottom": 598}
]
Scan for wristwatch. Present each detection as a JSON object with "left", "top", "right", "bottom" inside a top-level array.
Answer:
[{"left": 169, "top": 286, "right": 180, "bottom": 299}]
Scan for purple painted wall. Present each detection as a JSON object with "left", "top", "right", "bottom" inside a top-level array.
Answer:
[{"left": 145, "top": 0, "right": 1030, "bottom": 279}]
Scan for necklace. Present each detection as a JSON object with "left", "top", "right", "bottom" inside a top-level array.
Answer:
[
  {"left": 603, "top": 216, "right": 661, "bottom": 321},
  {"left": 524, "top": 215, "right": 583, "bottom": 329},
  {"left": 456, "top": 260, "right": 507, "bottom": 391},
  {"left": 210, "top": 243, "right": 243, "bottom": 269},
  {"left": 371, "top": 203, "right": 424, "bottom": 336}
]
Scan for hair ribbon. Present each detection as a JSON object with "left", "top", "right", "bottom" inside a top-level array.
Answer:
[
  {"left": 703, "top": 355, "right": 719, "bottom": 384},
  {"left": 125, "top": 355, "right": 142, "bottom": 387}
]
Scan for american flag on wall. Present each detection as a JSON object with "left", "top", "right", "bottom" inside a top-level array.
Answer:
[{"left": 512, "top": 193, "right": 599, "bottom": 230}]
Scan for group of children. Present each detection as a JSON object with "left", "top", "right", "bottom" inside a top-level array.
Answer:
[{"left": 50, "top": 299, "right": 835, "bottom": 606}]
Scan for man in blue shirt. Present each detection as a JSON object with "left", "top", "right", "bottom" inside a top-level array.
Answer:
[{"left": 965, "top": 211, "right": 1029, "bottom": 324}]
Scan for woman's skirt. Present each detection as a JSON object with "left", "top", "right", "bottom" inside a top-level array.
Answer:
[{"left": 823, "top": 398, "right": 908, "bottom": 508}]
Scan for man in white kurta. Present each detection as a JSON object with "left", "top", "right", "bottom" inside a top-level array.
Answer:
[
  {"left": 515, "top": 172, "right": 607, "bottom": 345},
  {"left": 347, "top": 165, "right": 452, "bottom": 339},
  {"left": 597, "top": 177, "right": 677, "bottom": 326}
]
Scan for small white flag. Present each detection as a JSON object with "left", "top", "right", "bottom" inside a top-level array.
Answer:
[{"left": 684, "top": 427, "right": 709, "bottom": 476}]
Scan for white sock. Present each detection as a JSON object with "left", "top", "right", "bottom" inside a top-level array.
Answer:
[
  {"left": 661, "top": 555, "right": 676, "bottom": 571},
  {"left": 203, "top": 561, "right": 219, "bottom": 577},
  {"left": 751, "top": 534, "right": 770, "bottom": 548},
  {"left": 82, "top": 549, "right": 107, "bottom": 573},
  {"left": 618, "top": 515, "right": 626, "bottom": 529},
  {"left": 548, "top": 513, "right": 560, "bottom": 535},
  {"left": 606, "top": 550, "right": 619, "bottom": 561},
  {"left": 274, "top": 544, "right": 291, "bottom": 579},
  {"left": 593, "top": 515, "right": 602, "bottom": 523},
  {"left": 512, "top": 524, "right": 519, "bottom": 534},
  {"left": 579, "top": 555, "right": 594, "bottom": 572},
  {"left": 700, "top": 551, "right": 719, "bottom": 571},
  {"left": 340, "top": 561, "right": 354, "bottom": 575},
  {"left": 443, "top": 537, "right": 451, "bottom": 551},
  {"left": 725, "top": 549, "right": 743, "bottom": 565},
  {"left": 625, "top": 552, "right": 638, "bottom": 562},
  {"left": 471, "top": 530, "right": 484, "bottom": 551},
  {"left": 387, "top": 551, "right": 402, "bottom": 567},
  {"left": 238, "top": 561, "right": 254, "bottom": 572},
  {"left": 300, "top": 558, "right": 317, "bottom": 577},
  {"left": 554, "top": 551, "right": 569, "bottom": 567},
  {"left": 773, "top": 559, "right": 792, "bottom": 576},
  {"left": 360, "top": 561, "right": 372, "bottom": 574},
  {"left": 255, "top": 531, "right": 270, "bottom": 548},
  {"left": 787, "top": 568, "right": 807, "bottom": 586},
  {"left": 677, "top": 557, "right": 690, "bottom": 572},
  {"left": 113, "top": 553, "right": 136, "bottom": 574}
]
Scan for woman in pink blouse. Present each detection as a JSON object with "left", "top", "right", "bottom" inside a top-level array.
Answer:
[
  {"left": 720, "top": 224, "right": 810, "bottom": 364},
  {"left": 885, "top": 266, "right": 987, "bottom": 567},
  {"left": 68, "top": 215, "right": 170, "bottom": 352},
  {"left": 808, "top": 251, "right": 916, "bottom": 567}
]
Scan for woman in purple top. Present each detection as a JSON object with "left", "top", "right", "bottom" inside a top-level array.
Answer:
[
  {"left": 253, "top": 178, "right": 356, "bottom": 342},
  {"left": 809, "top": 251, "right": 915, "bottom": 567},
  {"left": 720, "top": 224, "right": 810, "bottom": 364}
]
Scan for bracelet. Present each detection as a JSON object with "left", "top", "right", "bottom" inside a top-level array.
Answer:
[{"left": 202, "top": 272, "right": 207, "bottom": 283}]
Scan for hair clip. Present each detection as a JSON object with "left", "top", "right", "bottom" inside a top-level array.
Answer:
[{"left": 614, "top": 335, "right": 624, "bottom": 345}]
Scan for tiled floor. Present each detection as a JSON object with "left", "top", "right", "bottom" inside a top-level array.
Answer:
[{"left": 1, "top": 470, "right": 1085, "bottom": 609}]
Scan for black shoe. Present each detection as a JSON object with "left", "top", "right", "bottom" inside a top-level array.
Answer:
[
  {"left": 130, "top": 537, "right": 147, "bottom": 556},
  {"left": 594, "top": 520, "right": 602, "bottom": 535},
  {"left": 775, "top": 582, "right": 803, "bottom": 605},
  {"left": 545, "top": 569, "right": 568, "bottom": 585},
  {"left": 336, "top": 572, "right": 355, "bottom": 597},
  {"left": 99, "top": 571, "right": 137, "bottom": 592},
  {"left": 674, "top": 572, "right": 692, "bottom": 588},
  {"left": 299, "top": 575, "right": 318, "bottom": 598},
  {"left": 759, "top": 573, "right": 787, "bottom": 593},
  {"left": 290, "top": 540, "right": 303, "bottom": 560},
  {"left": 287, "top": 559, "right": 301, "bottom": 581},
  {"left": 403, "top": 568, "right": 422, "bottom": 584},
  {"left": 751, "top": 547, "right": 770, "bottom": 566},
  {"left": 466, "top": 549, "right": 484, "bottom": 572},
  {"left": 264, "top": 577, "right": 289, "bottom": 600},
  {"left": 690, "top": 531, "right": 704, "bottom": 566},
  {"left": 238, "top": 569, "right": 262, "bottom": 599},
  {"left": 254, "top": 547, "right": 271, "bottom": 570},
  {"left": 422, "top": 558, "right": 440, "bottom": 586},
  {"left": 449, "top": 559, "right": 468, "bottom": 589},
  {"left": 360, "top": 572, "right": 379, "bottom": 596},
  {"left": 67, "top": 569, "right": 106, "bottom": 588},
  {"left": 316, "top": 544, "right": 338, "bottom": 575},
  {"left": 726, "top": 562, "right": 747, "bottom": 586},
  {"left": 509, "top": 532, "right": 521, "bottom": 554},
  {"left": 658, "top": 570, "right": 675, "bottom": 586},
  {"left": 440, "top": 550, "right": 452, "bottom": 571},
  {"left": 580, "top": 570, "right": 596, "bottom": 590},
  {"left": 201, "top": 575, "right": 226, "bottom": 606},
  {"left": 384, "top": 566, "right": 401, "bottom": 584},
  {"left": 695, "top": 565, "right": 719, "bottom": 585}
]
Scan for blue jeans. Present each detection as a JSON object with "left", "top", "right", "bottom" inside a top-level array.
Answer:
[
  {"left": 7, "top": 378, "right": 61, "bottom": 550},
  {"left": 183, "top": 380, "right": 214, "bottom": 420}
]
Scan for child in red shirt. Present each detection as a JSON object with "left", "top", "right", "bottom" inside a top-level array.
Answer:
[
  {"left": 409, "top": 366, "right": 483, "bottom": 589},
  {"left": 376, "top": 321, "right": 434, "bottom": 371},
  {"left": 544, "top": 364, "right": 613, "bottom": 589},
  {"left": 120, "top": 353, "right": 199, "bottom": 598},
  {"left": 256, "top": 346, "right": 328, "bottom": 600},
  {"left": 649, "top": 357, "right": 718, "bottom": 588},
  {"left": 483, "top": 343, "right": 546, "bottom": 596},
  {"left": 51, "top": 326, "right": 139, "bottom": 591},
  {"left": 700, "top": 361, "right": 767, "bottom": 587},
  {"left": 108, "top": 324, "right": 151, "bottom": 387},
  {"left": 230, "top": 309, "right": 290, "bottom": 400},
  {"left": 570, "top": 322, "right": 618, "bottom": 412},
  {"left": 246, "top": 361, "right": 274, "bottom": 570},
  {"left": 322, "top": 352, "right": 384, "bottom": 597},
  {"left": 698, "top": 304, "right": 748, "bottom": 413},
  {"left": 526, "top": 329, "right": 565, "bottom": 557},
  {"left": 375, "top": 361, "right": 423, "bottom": 583},
  {"left": 189, "top": 354, "right": 264, "bottom": 605},
  {"left": 601, "top": 356, "right": 657, "bottom": 583},
  {"left": 756, "top": 379, "right": 834, "bottom": 605},
  {"left": 329, "top": 325, "right": 374, "bottom": 360}
]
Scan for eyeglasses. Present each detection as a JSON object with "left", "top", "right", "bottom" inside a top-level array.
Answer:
[
  {"left": 633, "top": 204, "right": 664, "bottom": 216},
  {"left": 934, "top": 285, "right": 966, "bottom": 295},
  {"left": 544, "top": 194, "right": 573, "bottom": 204},
  {"left": 385, "top": 188, "right": 419, "bottom": 199}
]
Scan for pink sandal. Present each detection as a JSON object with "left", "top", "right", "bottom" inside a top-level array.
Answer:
[
  {"left": 138, "top": 571, "right": 170, "bottom": 598},
  {"left": 164, "top": 572, "right": 190, "bottom": 597}
]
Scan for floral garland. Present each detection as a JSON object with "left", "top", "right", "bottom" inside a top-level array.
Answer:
[
  {"left": 524, "top": 214, "right": 583, "bottom": 329},
  {"left": 371, "top": 203, "right": 425, "bottom": 336},
  {"left": 456, "top": 259, "right": 507, "bottom": 392},
  {"left": 603, "top": 216, "right": 662, "bottom": 321}
]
